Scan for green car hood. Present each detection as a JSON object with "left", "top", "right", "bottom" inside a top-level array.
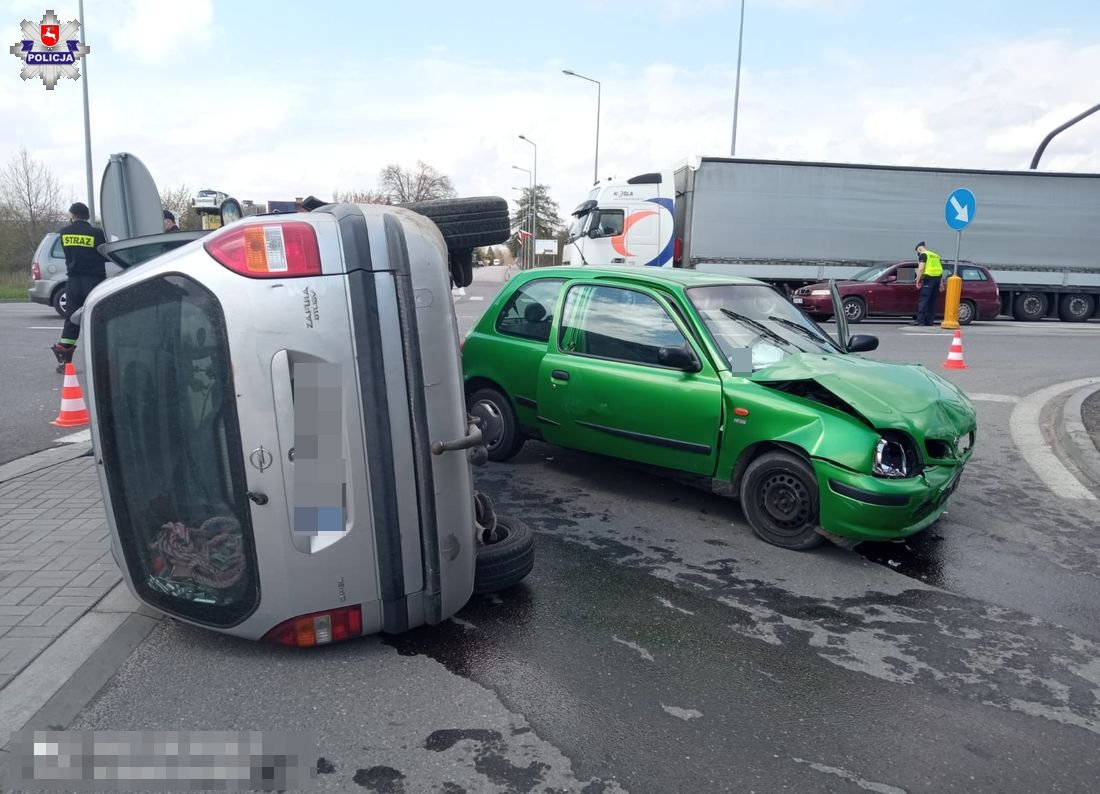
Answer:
[{"left": 750, "top": 353, "right": 975, "bottom": 439}]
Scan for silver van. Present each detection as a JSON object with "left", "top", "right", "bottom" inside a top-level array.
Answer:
[
  {"left": 28, "top": 231, "right": 124, "bottom": 317},
  {"left": 80, "top": 200, "right": 532, "bottom": 646}
]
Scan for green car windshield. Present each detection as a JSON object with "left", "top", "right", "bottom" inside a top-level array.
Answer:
[{"left": 687, "top": 284, "right": 843, "bottom": 371}]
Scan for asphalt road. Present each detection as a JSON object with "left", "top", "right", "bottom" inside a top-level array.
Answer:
[
  {"left": 49, "top": 276, "right": 1100, "bottom": 792},
  {"left": 0, "top": 301, "right": 84, "bottom": 465}
]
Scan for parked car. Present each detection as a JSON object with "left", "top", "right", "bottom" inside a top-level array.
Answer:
[
  {"left": 28, "top": 232, "right": 124, "bottom": 317},
  {"left": 792, "top": 261, "right": 1001, "bottom": 325},
  {"left": 461, "top": 267, "right": 977, "bottom": 550}
]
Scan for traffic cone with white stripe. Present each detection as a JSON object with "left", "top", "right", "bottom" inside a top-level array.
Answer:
[
  {"left": 50, "top": 363, "right": 89, "bottom": 427},
  {"left": 942, "top": 329, "right": 967, "bottom": 370}
]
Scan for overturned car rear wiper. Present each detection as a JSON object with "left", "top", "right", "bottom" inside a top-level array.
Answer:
[{"left": 719, "top": 308, "right": 789, "bottom": 347}]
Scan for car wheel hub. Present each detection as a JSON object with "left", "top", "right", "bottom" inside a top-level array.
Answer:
[
  {"left": 760, "top": 473, "right": 810, "bottom": 529},
  {"left": 471, "top": 400, "right": 503, "bottom": 451}
]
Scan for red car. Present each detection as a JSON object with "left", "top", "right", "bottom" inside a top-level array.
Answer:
[{"left": 793, "top": 261, "right": 1001, "bottom": 325}]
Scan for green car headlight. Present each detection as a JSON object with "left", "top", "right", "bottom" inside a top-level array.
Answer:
[
  {"left": 873, "top": 435, "right": 914, "bottom": 479},
  {"left": 955, "top": 431, "right": 974, "bottom": 456}
]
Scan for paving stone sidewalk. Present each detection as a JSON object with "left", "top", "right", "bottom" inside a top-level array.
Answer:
[{"left": 0, "top": 453, "right": 120, "bottom": 689}]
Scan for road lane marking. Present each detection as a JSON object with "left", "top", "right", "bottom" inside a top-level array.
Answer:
[
  {"left": 470, "top": 296, "right": 484, "bottom": 301},
  {"left": 1010, "top": 377, "right": 1100, "bottom": 501},
  {"left": 28, "top": 326, "right": 62, "bottom": 330},
  {"left": 56, "top": 429, "right": 90, "bottom": 444},
  {"left": 967, "top": 394, "right": 1019, "bottom": 403}
]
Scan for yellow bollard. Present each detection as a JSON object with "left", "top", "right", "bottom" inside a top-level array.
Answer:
[{"left": 940, "top": 274, "right": 963, "bottom": 329}]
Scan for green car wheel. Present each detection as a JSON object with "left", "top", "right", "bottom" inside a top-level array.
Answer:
[
  {"left": 740, "top": 451, "right": 823, "bottom": 550},
  {"left": 468, "top": 387, "right": 525, "bottom": 462}
]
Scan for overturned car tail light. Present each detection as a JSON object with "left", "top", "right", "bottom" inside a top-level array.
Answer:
[
  {"left": 205, "top": 221, "right": 322, "bottom": 278},
  {"left": 262, "top": 605, "right": 363, "bottom": 647}
]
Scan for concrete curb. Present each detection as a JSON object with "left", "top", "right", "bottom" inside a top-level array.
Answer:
[
  {"left": 1055, "top": 386, "right": 1100, "bottom": 490},
  {"left": 0, "top": 582, "right": 161, "bottom": 754},
  {"left": 0, "top": 441, "right": 93, "bottom": 484}
]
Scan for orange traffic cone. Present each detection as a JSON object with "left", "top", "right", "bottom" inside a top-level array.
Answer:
[
  {"left": 942, "top": 330, "right": 967, "bottom": 370},
  {"left": 50, "top": 363, "right": 90, "bottom": 427}
]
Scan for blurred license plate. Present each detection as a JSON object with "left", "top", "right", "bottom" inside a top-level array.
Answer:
[{"left": 793, "top": 297, "right": 803, "bottom": 304}]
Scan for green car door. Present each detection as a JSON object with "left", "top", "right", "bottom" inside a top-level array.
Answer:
[{"left": 536, "top": 281, "right": 723, "bottom": 476}]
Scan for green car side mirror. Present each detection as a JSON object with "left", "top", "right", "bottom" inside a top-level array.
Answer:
[
  {"left": 847, "top": 334, "right": 879, "bottom": 353},
  {"left": 658, "top": 345, "right": 702, "bottom": 372}
]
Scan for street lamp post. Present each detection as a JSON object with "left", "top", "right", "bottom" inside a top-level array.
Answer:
[
  {"left": 1029, "top": 101, "right": 1100, "bottom": 169},
  {"left": 519, "top": 135, "right": 537, "bottom": 269},
  {"left": 512, "top": 165, "right": 532, "bottom": 270},
  {"left": 730, "top": 0, "right": 745, "bottom": 157},
  {"left": 563, "top": 69, "right": 601, "bottom": 185},
  {"left": 78, "top": 0, "right": 95, "bottom": 221}
]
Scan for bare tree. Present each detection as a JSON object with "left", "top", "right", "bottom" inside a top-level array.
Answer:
[
  {"left": 332, "top": 188, "right": 392, "bottom": 205},
  {"left": 160, "top": 184, "right": 199, "bottom": 230},
  {"left": 0, "top": 148, "right": 66, "bottom": 260},
  {"left": 378, "top": 161, "right": 457, "bottom": 203}
]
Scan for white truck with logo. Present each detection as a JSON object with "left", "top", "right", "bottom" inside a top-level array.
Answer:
[{"left": 562, "top": 156, "right": 1100, "bottom": 321}]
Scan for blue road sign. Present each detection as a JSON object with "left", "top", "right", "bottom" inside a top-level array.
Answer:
[{"left": 945, "top": 188, "right": 976, "bottom": 231}]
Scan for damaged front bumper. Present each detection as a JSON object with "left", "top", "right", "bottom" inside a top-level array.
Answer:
[{"left": 813, "top": 458, "right": 964, "bottom": 542}]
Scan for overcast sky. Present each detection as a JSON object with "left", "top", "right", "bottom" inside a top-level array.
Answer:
[{"left": 4, "top": 0, "right": 1099, "bottom": 217}]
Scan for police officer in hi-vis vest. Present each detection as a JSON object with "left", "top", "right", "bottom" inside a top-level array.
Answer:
[
  {"left": 51, "top": 202, "right": 107, "bottom": 367},
  {"left": 912, "top": 241, "right": 944, "bottom": 326}
]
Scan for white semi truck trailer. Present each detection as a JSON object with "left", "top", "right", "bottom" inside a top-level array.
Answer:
[{"left": 562, "top": 156, "right": 1100, "bottom": 321}]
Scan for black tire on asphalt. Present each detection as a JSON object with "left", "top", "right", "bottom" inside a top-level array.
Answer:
[
  {"left": 52, "top": 286, "right": 68, "bottom": 318},
  {"left": 739, "top": 451, "right": 824, "bottom": 551},
  {"left": 401, "top": 197, "right": 512, "bottom": 251},
  {"left": 842, "top": 296, "right": 866, "bottom": 324},
  {"left": 958, "top": 300, "right": 976, "bottom": 326},
  {"left": 468, "top": 387, "right": 525, "bottom": 461},
  {"left": 1013, "top": 292, "right": 1048, "bottom": 321},
  {"left": 474, "top": 516, "right": 535, "bottom": 594},
  {"left": 1057, "top": 293, "right": 1095, "bottom": 323}
]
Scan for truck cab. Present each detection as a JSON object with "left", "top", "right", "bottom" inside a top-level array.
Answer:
[{"left": 562, "top": 172, "right": 676, "bottom": 268}]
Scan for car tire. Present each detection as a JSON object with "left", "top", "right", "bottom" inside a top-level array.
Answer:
[
  {"left": 842, "top": 296, "right": 866, "bottom": 324},
  {"left": 449, "top": 247, "right": 475, "bottom": 288},
  {"left": 468, "top": 387, "right": 525, "bottom": 462},
  {"left": 1012, "top": 292, "right": 1048, "bottom": 322},
  {"left": 957, "top": 300, "right": 976, "bottom": 326},
  {"left": 739, "top": 451, "right": 823, "bottom": 551},
  {"left": 401, "top": 197, "right": 512, "bottom": 251},
  {"left": 1057, "top": 293, "right": 1095, "bottom": 323},
  {"left": 474, "top": 515, "right": 535, "bottom": 594},
  {"left": 51, "top": 286, "right": 68, "bottom": 318}
]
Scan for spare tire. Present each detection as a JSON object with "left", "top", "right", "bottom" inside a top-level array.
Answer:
[
  {"left": 474, "top": 516, "right": 535, "bottom": 594},
  {"left": 449, "top": 248, "right": 475, "bottom": 288},
  {"left": 401, "top": 196, "right": 512, "bottom": 250}
]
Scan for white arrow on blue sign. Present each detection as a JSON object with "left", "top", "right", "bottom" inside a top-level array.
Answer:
[{"left": 945, "top": 187, "right": 976, "bottom": 231}]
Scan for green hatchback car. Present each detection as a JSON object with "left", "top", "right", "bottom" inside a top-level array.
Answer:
[{"left": 461, "top": 267, "right": 976, "bottom": 550}]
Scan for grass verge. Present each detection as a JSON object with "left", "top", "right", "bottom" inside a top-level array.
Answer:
[{"left": 0, "top": 272, "right": 28, "bottom": 302}]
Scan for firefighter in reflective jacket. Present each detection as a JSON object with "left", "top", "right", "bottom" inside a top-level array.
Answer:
[
  {"left": 51, "top": 202, "right": 107, "bottom": 367},
  {"left": 912, "top": 241, "right": 944, "bottom": 326}
]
